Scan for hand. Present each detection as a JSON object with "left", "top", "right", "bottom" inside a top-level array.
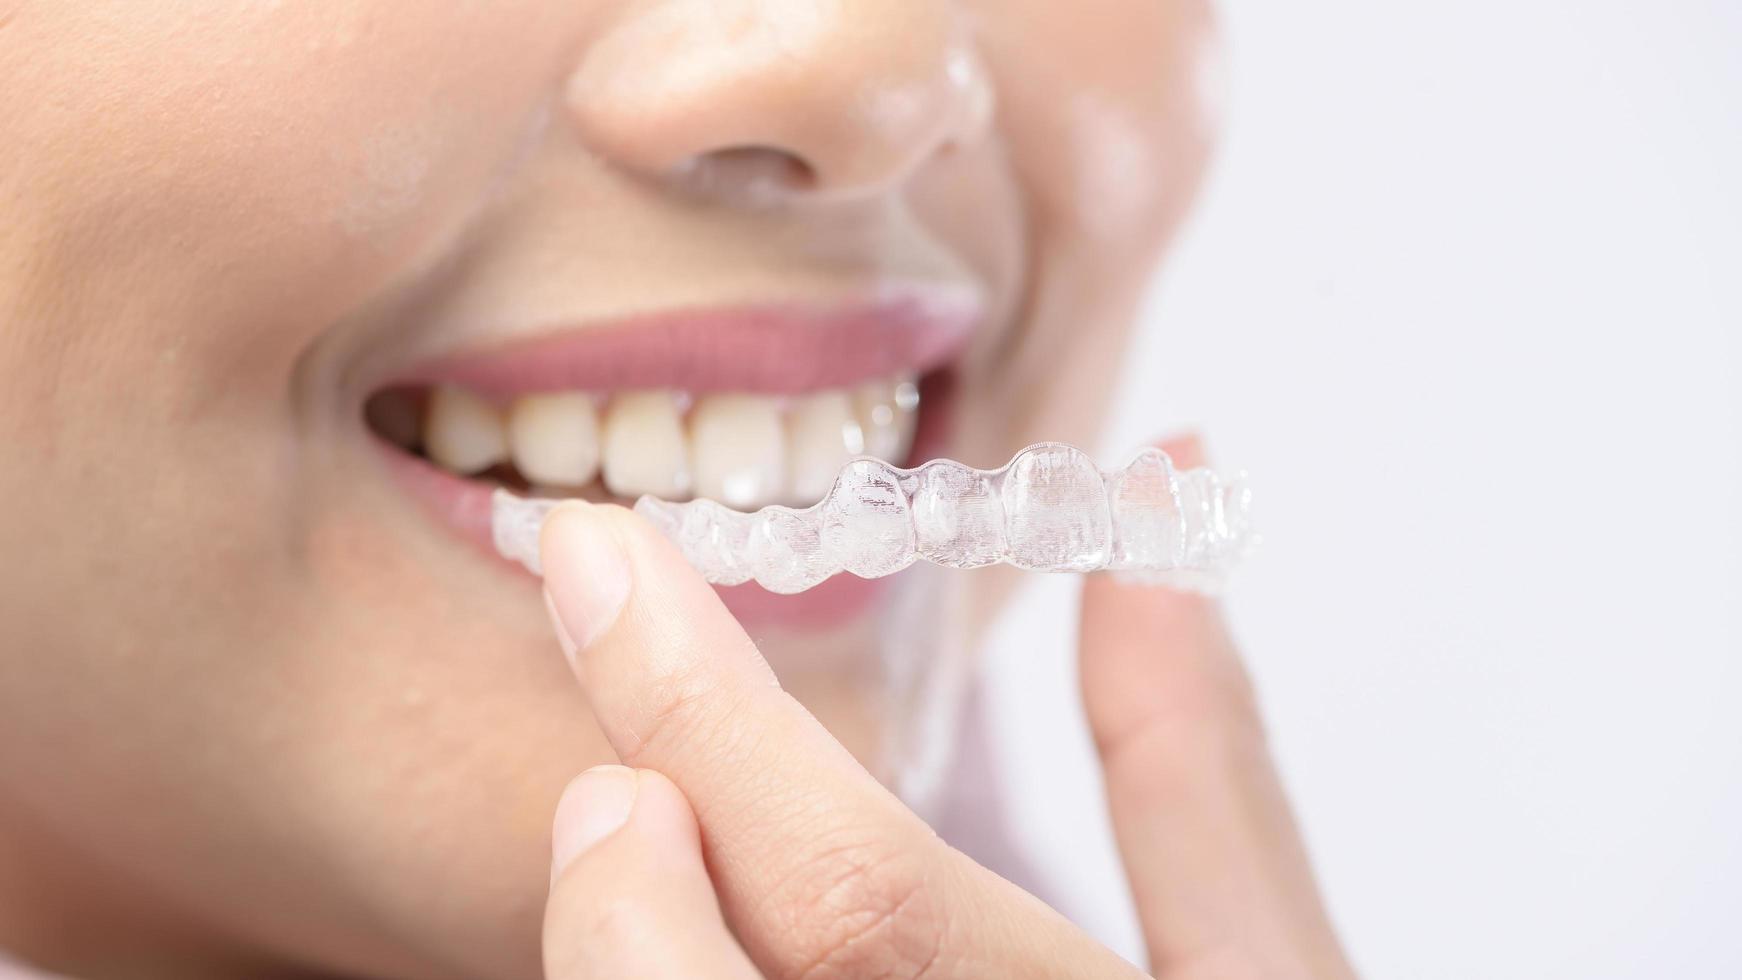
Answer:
[{"left": 536, "top": 437, "right": 1355, "bottom": 979}]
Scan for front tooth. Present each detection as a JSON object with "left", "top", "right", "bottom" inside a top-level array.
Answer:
[
  {"left": 853, "top": 376, "right": 919, "bottom": 463},
  {"left": 507, "top": 392, "right": 601, "bottom": 488},
  {"left": 689, "top": 394, "right": 785, "bottom": 509},
  {"left": 601, "top": 390, "right": 691, "bottom": 499},
  {"left": 786, "top": 392, "right": 862, "bottom": 502},
  {"left": 424, "top": 385, "right": 508, "bottom": 474}
]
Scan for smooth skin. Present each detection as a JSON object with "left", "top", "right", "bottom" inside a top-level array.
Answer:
[{"left": 538, "top": 438, "right": 1355, "bottom": 978}]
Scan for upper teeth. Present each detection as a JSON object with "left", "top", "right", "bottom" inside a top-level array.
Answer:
[
  {"left": 424, "top": 386, "right": 509, "bottom": 476},
  {"left": 420, "top": 378, "right": 919, "bottom": 508},
  {"left": 600, "top": 390, "right": 691, "bottom": 500},
  {"left": 787, "top": 391, "right": 864, "bottom": 502},
  {"left": 506, "top": 392, "right": 601, "bottom": 488}
]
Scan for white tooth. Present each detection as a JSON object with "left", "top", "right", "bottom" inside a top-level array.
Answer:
[
  {"left": 507, "top": 393, "right": 601, "bottom": 489},
  {"left": 601, "top": 390, "right": 691, "bottom": 499},
  {"left": 853, "top": 376, "right": 920, "bottom": 464},
  {"left": 786, "top": 392, "right": 862, "bottom": 502},
  {"left": 424, "top": 385, "right": 508, "bottom": 474},
  {"left": 689, "top": 394, "right": 786, "bottom": 509}
]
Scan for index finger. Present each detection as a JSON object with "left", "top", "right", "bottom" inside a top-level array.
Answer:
[
  {"left": 1080, "top": 435, "right": 1354, "bottom": 978},
  {"left": 539, "top": 502, "right": 1134, "bottom": 980}
]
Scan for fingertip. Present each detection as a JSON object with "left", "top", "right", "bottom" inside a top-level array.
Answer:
[
  {"left": 1080, "top": 571, "right": 1227, "bottom": 656},
  {"left": 551, "top": 765, "right": 639, "bottom": 880},
  {"left": 540, "top": 502, "right": 633, "bottom": 663},
  {"left": 543, "top": 766, "right": 759, "bottom": 979},
  {"left": 1156, "top": 431, "right": 1207, "bottom": 471},
  {"left": 1081, "top": 430, "right": 1215, "bottom": 611},
  {"left": 1080, "top": 423, "right": 1256, "bottom": 753},
  {"left": 622, "top": 768, "right": 704, "bottom": 846}
]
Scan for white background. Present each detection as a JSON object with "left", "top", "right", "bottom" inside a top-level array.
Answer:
[{"left": 977, "top": 2, "right": 1742, "bottom": 978}]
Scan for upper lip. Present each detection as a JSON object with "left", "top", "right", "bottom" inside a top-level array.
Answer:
[{"left": 382, "top": 285, "right": 985, "bottom": 398}]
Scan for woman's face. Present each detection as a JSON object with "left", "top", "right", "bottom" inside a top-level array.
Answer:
[{"left": 0, "top": 2, "right": 1215, "bottom": 976}]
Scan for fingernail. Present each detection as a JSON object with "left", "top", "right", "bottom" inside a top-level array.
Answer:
[
  {"left": 542, "top": 587, "right": 578, "bottom": 662},
  {"left": 540, "top": 503, "right": 632, "bottom": 670},
  {"left": 551, "top": 765, "right": 639, "bottom": 879}
]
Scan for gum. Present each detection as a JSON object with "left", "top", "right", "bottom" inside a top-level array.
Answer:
[{"left": 494, "top": 443, "right": 1255, "bottom": 594}]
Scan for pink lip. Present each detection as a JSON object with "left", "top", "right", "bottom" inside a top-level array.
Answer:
[
  {"left": 396, "top": 291, "right": 980, "bottom": 397},
  {"left": 374, "top": 292, "right": 979, "bottom": 629}
]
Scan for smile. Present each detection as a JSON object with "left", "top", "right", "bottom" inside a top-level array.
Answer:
[{"left": 364, "top": 287, "right": 981, "bottom": 622}]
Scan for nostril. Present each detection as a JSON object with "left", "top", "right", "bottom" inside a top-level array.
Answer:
[{"left": 671, "top": 145, "right": 818, "bottom": 204}]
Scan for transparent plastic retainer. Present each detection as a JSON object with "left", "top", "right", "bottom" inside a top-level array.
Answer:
[{"left": 492, "top": 443, "right": 1255, "bottom": 595}]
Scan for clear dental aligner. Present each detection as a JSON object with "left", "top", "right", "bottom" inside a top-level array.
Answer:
[{"left": 493, "top": 443, "right": 1255, "bottom": 595}]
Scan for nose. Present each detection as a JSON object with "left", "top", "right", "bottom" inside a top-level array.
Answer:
[{"left": 565, "top": 0, "right": 992, "bottom": 202}]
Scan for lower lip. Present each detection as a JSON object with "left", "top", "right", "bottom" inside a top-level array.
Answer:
[{"left": 376, "top": 371, "right": 957, "bottom": 630}]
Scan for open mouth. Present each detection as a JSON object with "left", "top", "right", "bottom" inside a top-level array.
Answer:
[{"left": 363, "top": 291, "right": 979, "bottom": 625}]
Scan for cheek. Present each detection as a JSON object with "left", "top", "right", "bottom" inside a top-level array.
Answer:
[
  {"left": 959, "top": 0, "right": 1221, "bottom": 449},
  {"left": 906, "top": 143, "right": 1027, "bottom": 345},
  {"left": 0, "top": 1, "right": 583, "bottom": 405},
  {"left": 0, "top": 1, "right": 595, "bottom": 753},
  {"left": 975, "top": 0, "right": 1220, "bottom": 248}
]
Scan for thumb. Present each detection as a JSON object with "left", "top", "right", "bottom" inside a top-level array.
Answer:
[{"left": 544, "top": 766, "right": 761, "bottom": 979}]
